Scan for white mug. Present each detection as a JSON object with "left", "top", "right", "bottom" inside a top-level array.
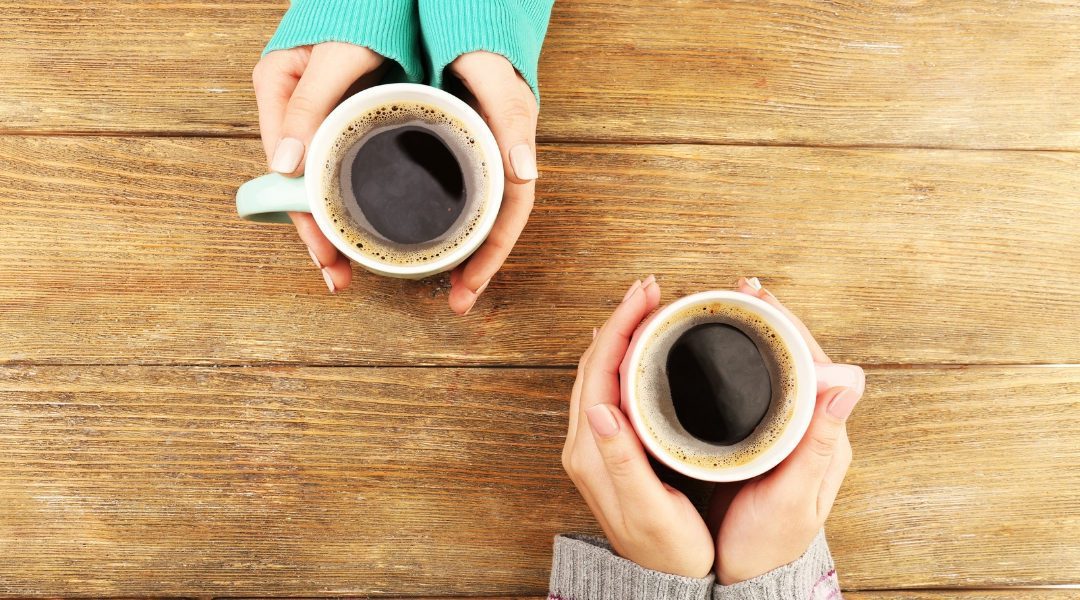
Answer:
[
  {"left": 619, "top": 290, "right": 818, "bottom": 482},
  {"left": 236, "top": 83, "right": 504, "bottom": 280}
]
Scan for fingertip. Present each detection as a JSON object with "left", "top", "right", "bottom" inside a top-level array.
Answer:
[
  {"left": 642, "top": 276, "right": 661, "bottom": 308},
  {"left": 816, "top": 363, "right": 865, "bottom": 396},
  {"left": 585, "top": 404, "right": 620, "bottom": 438},
  {"left": 448, "top": 285, "right": 477, "bottom": 316},
  {"left": 508, "top": 143, "right": 538, "bottom": 182},
  {"left": 822, "top": 386, "right": 861, "bottom": 421},
  {"left": 323, "top": 256, "right": 352, "bottom": 291}
]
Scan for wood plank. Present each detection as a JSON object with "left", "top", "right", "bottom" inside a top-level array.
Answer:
[
  {"left": 217, "top": 594, "right": 1080, "bottom": 600},
  {"left": 1, "top": 1, "right": 1079, "bottom": 148},
  {"left": 1, "top": 137, "right": 1078, "bottom": 366},
  {"left": 847, "top": 593, "right": 1080, "bottom": 600},
  {"left": 0, "top": 366, "right": 1076, "bottom": 595}
]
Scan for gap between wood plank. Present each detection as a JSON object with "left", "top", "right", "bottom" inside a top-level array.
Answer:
[
  {"left": 0, "top": 129, "right": 1077, "bottom": 154},
  {"left": 2, "top": 362, "right": 1078, "bottom": 369}
]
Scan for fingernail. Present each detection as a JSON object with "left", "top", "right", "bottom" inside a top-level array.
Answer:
[
  {"left": 585, "top": 405, "right": 619, "bottom": 438},
  {"left": 592, "top": 327, "right": 598, "bottom": 339},
  {"left": 642, "top": 274, "right": 657, "bottom": 289},
  {"left": 622, "top": 280, "right": 642, "bottom": 302},
  {"left": 816, "top": 363, "right": 865, "bottom": 396},
  {"left": 827, "top": 387, "right": 861, "bottom": 420},
  {"left": 462, "top": 278, "right": 491, "bottom": 316},
  {"left": 746, "top": 277, "right": 762, "bottom": 291},
  {"left": 509, "top": 144, "right": 538, "bottom": 180},
  {"left": 307, "top": 246, "right": 322, "bottom": 269},
  {"left": 270, "top": 137, "right": 304, "bottom": 174},
  {"left": 463, "top": 296, "right": 478, "bottom": 316},
  {"left": 320, "top": 267, "right": 335, "bottom": 294}
]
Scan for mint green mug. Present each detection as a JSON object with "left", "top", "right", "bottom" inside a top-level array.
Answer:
[{"left": 236, "top": 83, "right": 503, "bottom": 279}]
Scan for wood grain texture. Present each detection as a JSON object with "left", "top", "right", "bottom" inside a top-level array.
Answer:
[
  {"left": 1, "top": 136, "right": 1078, "bottom": 366},
  {"left": 0, "top": 366, "right": 1076, "bottom": 595},
  {"left": 1, "top": 1, "right": 1079, "bottom": 148}
]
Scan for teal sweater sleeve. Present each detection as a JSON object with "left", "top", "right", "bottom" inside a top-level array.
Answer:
[
  {"left": 419, "top": 0, "right": 555, "bottom": 102},
  {"left": 263, "top": 0, "right": 424, "bottom": 84},
  {"left": 262, "top": 0, "right": 553, "bottom": 101}
]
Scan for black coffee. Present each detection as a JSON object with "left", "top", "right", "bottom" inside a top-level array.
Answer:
[
  {"left": 343, "top": 125, "right": 466, "bottom": 245},
  {"left": 666, "top": 323, "right": 772, "bottom": 445}
]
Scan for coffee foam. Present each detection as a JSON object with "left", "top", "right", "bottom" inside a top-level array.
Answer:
[
  {"left": 634, "top": 302, "right": 798, "bottom": 470},
  {"left": 320, "top": 102, "right": 491, "bottom": 266}
]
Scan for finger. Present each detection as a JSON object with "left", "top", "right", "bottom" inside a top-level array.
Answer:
[
  {"left": 320, "top": 253, "right": 353, "bottom": 293},
  {"left": 273, "top": 42, "right": 383, "bottom": 177},
  {"left": 453, "top": 52, "right": 539, "bottom": 184},
  {"left": 618, "top": 276, "right": 659, "bottom": 394},
  {"left": 815, "top": 362, "right": 865, "bottom": 396},
  {"left": 289, "top": 212, "right": 342, "bottom": 268},
  {"left": 775, "top": 386, "right": 861, "bottom": 491},
  {"left": 566, "top": 333, "right": 598, "bottom": 446},
  {"left": 289, "top": 212, "right": 353, "bottom": 291},
  {"left": 584, "top": 403, "right": 669, "bottom": 511},
  {"left": 735, "top": 277, "right": 830, "bottom": 363},
  {"left": 817, "top": 428, "right": 852, "bottom": 520},
  {"left": 447, "top": 180, "right": 534, "bottom": 315},
  {"left": 253, "top": 48, "right": 309, "bottom": 162},
  {"left": 576, "top": 278, "right": 660, "bottom": 440}
]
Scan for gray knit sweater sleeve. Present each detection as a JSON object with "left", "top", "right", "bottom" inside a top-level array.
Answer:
[
  {"left": 713, "top": 531, "right": 839, "bottom": 600},
  {"left": 548, "top": 534, "right": 715, "bottom": 600},
  {"left": 548, "top": 531, "right": 839, "bottom": 600}
]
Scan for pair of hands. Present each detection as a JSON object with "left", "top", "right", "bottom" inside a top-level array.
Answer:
[
  {"left": 252, "top": 43, "right": 538, "bottom": 314},
  {"left": 562, "top": 277, "right": 866, "bottom": 584}
]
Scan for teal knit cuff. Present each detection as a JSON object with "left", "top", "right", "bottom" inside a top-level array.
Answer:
[
  {"left": 419, "top": 0, "right": 554, "bottom": 103},
  {"left": 263, "top": 0, "right": 424, "bottom": 84}
]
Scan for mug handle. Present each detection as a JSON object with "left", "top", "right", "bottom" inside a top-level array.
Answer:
[{"left": 235, "top": 173, "right": 310, "bottom": 223}]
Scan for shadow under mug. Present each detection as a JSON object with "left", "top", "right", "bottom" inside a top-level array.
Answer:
[
  {"left": 235, "top": 83, "right": 504, "bottom": 280},
  {"left": 619, "top": 290, "right": 820, "bottom": 482}
]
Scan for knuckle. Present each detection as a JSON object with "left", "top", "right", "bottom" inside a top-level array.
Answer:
[
  {"left": 498, "top": 94, "right": 536, "bottom": 127},
  {"left": 251, "top": 60, "right": 273, "bottom": 88},
  {"left": 603, "top": 448, "right": 636, "bottom": 477},
  {"left": 287, "top": 93, "right": 321, "bottom": 121},
  {"left": 807, "top": 432, "right": 839, "bottom": 460},
  {"left": 566, "top": 453, "right": 585, "bottom": 477}
]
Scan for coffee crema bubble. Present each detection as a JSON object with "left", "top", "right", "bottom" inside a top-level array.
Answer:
[
  {"left": 634, "top": 302, "right": 798, "bottom": 470},
  {"left": 319, "top": 102, "right": 491, "bottom": 266}
]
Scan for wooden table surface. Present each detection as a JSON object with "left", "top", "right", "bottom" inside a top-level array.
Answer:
[{"left": 1, "top": 1, "right": 1078, "bottom": 597}]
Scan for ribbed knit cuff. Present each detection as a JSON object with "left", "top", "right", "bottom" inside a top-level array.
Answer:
[
  {"left": 419, "top": 0, "right": 554, "bottom": 102},
  {"left": 549, "top": 534, "right": 714, "bottom": 600},
  {"left": 713, "top": 530, "right": 839, "bottom": 600},
  {"left": 264, "top": 0, "right": 423, "bottom": 84}
]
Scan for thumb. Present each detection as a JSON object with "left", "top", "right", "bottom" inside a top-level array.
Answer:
[
  {"left": 585, "top": 404, "right": 667, "bottom": 506},
  {"left": 271, "top": 43, "right": 383, "bottom": 177},
  {"left": 781, "top": 386, "right": 861, "bottom": 489},
  {"left": 453, "top": 53, "right": 539, "bottom": 184}
]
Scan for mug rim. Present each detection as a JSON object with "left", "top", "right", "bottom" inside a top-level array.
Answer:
[
  {"left": 304, "top": 83, "right": 504, "bottom": 277},
  {"left": 622, "top": 290, "right": 817, "bottom": 482}
]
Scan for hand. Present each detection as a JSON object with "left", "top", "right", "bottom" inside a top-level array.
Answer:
[
  {"left": 445, "top": 52, "right": 539, "bottom": 315},
  {"left": 562, "top": 277, "right": 715, "bottom": 578},
  {"left": 252, "top": 42, "right": 386, "bottom": 293},
  {"left": 709, "top": 277, "right": 866, "bottom": 584}
]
